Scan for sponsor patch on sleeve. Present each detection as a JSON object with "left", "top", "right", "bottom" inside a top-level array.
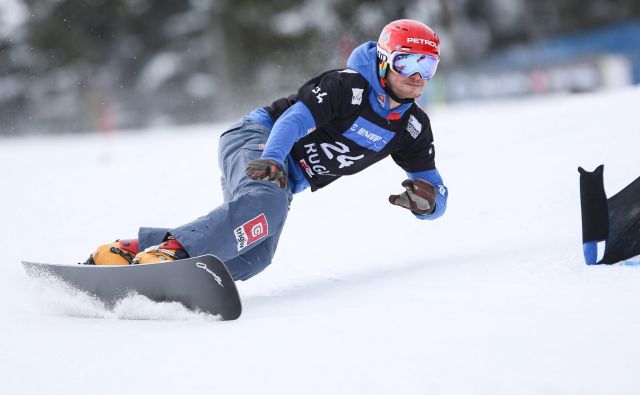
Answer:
[
  {"left": 407, "top": 115, "right": 422, "bottom": 139},
  {"left": 234, "top": 213, "right": 269, "bottom": 251},
  {"left": 351, "top": 88, "right": 363, "bottom": 105}
]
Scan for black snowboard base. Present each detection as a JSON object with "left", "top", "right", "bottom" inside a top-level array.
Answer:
[{"left": 22, "top": 255, "right": 242, "bottom": 320}]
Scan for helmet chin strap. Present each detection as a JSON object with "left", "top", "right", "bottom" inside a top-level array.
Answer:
[{"left": 379, "top": 65, "right": 415, "bottom": 105}]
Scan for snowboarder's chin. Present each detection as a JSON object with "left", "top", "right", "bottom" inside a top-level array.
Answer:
[{"left": 392, "top": 84, "right": 424, "bottom": 100}]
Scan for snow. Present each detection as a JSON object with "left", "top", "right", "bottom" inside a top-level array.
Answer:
[
  {"left": 0, "top": 0, "right": 28, "bottom": 39},
  {"left": 2, "top": 87, "right": 640, "bottom": 394}
]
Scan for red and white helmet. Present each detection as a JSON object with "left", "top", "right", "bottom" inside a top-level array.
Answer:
[{"left": 377, "top": 19, "right": 440, "bottom": 80}]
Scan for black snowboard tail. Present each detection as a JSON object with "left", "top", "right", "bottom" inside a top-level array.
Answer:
[
  {"left": 579, "top": 165, "right": 640, "bottom": 265},
  {"left": 22, "top": 255, "right": 242, "bottom": 320}
]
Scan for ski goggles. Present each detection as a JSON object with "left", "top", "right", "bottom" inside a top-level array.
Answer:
[{"left": 389, "top": 52, "right": 439, "bottom": 80}]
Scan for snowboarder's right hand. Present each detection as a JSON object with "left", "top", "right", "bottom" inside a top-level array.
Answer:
[{"left": 245, "top": 159, "right": 287, "bottom": 188}]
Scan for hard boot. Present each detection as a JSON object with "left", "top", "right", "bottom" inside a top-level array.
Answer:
[
  {"left": 85, "top": 239, "right": 139, "bottom": 265},
  {"left": 132, "top": 236, "right": 189, "bottom": 265}
]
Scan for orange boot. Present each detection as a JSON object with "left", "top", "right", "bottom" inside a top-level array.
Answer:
[
  {"left": 132, "top": 237, "right": 188, "bottom": 265},
  {"left": 85, "top": 239, "right": 139, "bottom": 265}
]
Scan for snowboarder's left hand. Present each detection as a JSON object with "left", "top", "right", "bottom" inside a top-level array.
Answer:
[
  {"left": 389, "top": 179, "right": 436, "bottom": 215},
  {"left": 245, "top": 159, "right": 287, "bottom": 188}
]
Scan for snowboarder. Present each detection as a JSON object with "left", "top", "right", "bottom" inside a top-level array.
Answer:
[{"left": 86, "top": 19, "right": 449, "bottom": 281}]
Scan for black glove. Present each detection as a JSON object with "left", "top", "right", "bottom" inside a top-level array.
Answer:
[
  {"left": 389, "top": 179, "right": 436, "bottom": 215},
  {"left": 245, "top": 159, "right": 287, "bottom": 188}
]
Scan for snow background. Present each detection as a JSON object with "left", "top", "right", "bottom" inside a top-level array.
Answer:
[{"left": 1, "top": 87, "right": 640, "bottom": 394}]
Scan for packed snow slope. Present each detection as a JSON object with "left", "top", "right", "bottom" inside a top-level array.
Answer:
[{"left": 1, "top": 87, "right": 640, "bottom": 395}]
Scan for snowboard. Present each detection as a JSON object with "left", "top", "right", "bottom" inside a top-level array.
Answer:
[{"left": 22, "top": 255, "right": 242, "bottom": 320}]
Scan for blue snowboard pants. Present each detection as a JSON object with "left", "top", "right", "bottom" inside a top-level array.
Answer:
[{"left": 138, "top": 119, "right": 293, "bottom": 281}]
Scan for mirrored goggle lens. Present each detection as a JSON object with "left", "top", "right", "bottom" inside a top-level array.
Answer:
[{"left": 391, "top": 53, "right": 439, "bottom": 79}]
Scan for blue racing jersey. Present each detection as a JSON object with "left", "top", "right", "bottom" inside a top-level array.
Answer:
[{"left": 249, "top": 41, "right": 448, "bottom": 220}]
